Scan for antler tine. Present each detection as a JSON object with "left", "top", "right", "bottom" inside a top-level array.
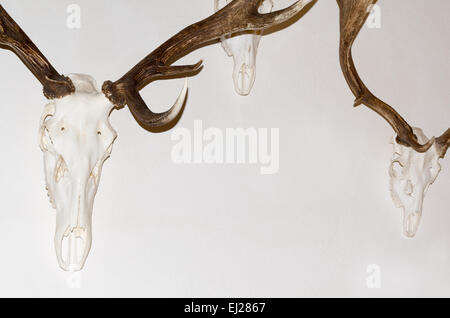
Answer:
[
  {"left": 102, "top": 0, "right": 314, "bottom": 129},
  {"left": 436, "top": 129, "right": 450, "bottom": 159},
  {"left": 0, "top": 5, "right": 74, "bottom": 99},
  {"left": 337, "top": 0, "right": 435, "bottom": 153}
]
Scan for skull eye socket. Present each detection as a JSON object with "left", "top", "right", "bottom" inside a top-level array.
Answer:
[
  {"left": 391, "top": 161, "right": 403, "bottom": 178},
  {"left": 55, "top": 156, "right": 67, "bottom": 183},
  {"left": 40, "top": 127, "right": 54, "bottom": 151}
]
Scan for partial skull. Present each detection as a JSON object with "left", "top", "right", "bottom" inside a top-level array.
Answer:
[
  {"left": 389, "top": 128, "right": 442, "bottom": 238},
  {"left": 214, "top": 0, "right": 274, "bottom": 96}
]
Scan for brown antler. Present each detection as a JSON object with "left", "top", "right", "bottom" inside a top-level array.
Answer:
[
  {"left": 436, "top": 129, "right": 450, "bottom": 159},
  {"left": 102, "top": 0, "right": 314, "bottom": 129},
  {"left": 337, "top": 0, "right": 449, "bottom": 157},
  {"left": 0, "top": 5, "right": 74, "bottom": 99}
]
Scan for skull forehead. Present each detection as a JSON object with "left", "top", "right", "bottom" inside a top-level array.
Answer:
[
  {"left": 391, "top": 128, "right": 441, "bottom": 181},
  {"left": 394, "top": 129, "right": 434, "bottom": 160},
  {"left": 224, "top": 32, "right": 261, "bottom": 49},
  {"left": 40, "top": 74, "right": 118, "bottom": 161},
  {"left": 47, "top": 74, "right": 113, "bottom": 128},
  {"left": 47, "top": 94, "right": 117, "bottom": 153},
  {"left": 52, "top": 92, "right": 112, "bottom": 125}
]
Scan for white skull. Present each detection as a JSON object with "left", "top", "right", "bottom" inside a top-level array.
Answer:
[
  {"left": 389, "top": 128, "right": 442, "bottom": 238},
  {"left": 214, "top": 0, "right": 274, "bottom": 96},
  {"left": 38, "top": 74, "right": 117, "bottom": 271}
]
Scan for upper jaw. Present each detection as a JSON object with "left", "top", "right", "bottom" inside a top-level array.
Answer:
[
  {"left": 402, "top": 209, "right": 422, "bottom": 238},
  {"left": 55, "top": 222, "right": 92, "bottom": 271},
  {"left": 233, "top": 64, "right": 256, "bottom": 96}
]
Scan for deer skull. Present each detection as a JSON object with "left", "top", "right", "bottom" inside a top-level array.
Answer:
[
  {"left": 39, "top": 74, "right": 117, "bottom": 271},
  {"left": 389, "top": 128, "right": 442, "bottom": 238},
  {"left": 214, "top": 0, "right": 274, "bottom": 96}
]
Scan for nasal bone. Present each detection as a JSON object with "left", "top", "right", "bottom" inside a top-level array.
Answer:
[
  {"left": 59, "top": 182, "right": 91, "bottom": 271},
  {"left": 70, "top": 185, "right": 85, "bottom": 226},
  {"left": 63, "top": 227, "right": 89, "bottom": 271}
]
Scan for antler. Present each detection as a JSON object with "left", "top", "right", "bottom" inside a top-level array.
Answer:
[
  {"left": 0, "top": 5, "right": 74, "bottom": 99},
  {"left": 337, "top": 0, "right": 449, "bottom": 157},
  {"left": 436, "top": 129, "right": 450, "bottom": 159},
  {"left": 102, "top": 0, "right": 314, "bottom": 129}
]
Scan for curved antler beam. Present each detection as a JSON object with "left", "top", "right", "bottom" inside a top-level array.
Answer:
[
  {"left": 102, "top": 0, "right": 315, "bottom": 129},
  {"left": 0, "top": 5, "right": 74, "bottom": 99},
  {"left": 336, "top": 0, "right": 450, "bottom": 154}
]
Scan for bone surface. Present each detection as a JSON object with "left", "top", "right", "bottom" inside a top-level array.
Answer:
[
  {"left": 39, "top": 74, "right": 117, "bottom": 271},
  {"left": 214, "top": 0, "right": 274, "bottom": 96},
  {"left": 389, "top": 128, "right": 442, "bottom": 238}
]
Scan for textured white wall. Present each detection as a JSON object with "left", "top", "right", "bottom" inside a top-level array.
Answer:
[{"left": 0, "top": 0, "right": 448, "bottom": 297}]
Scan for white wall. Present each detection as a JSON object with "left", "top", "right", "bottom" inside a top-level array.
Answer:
[{"left": 0, "top": 0, "right": 448, "bottom": 297}]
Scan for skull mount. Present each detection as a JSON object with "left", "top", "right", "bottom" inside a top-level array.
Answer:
[
  {"left": 389, "top": 128, "right": 442, "bottom": 238},
  {"left": 39, "top": 74, "right": 117, "bottom": 271},
  {"left": 214, "top": 0, "right": 274, "bottom": 96}
]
